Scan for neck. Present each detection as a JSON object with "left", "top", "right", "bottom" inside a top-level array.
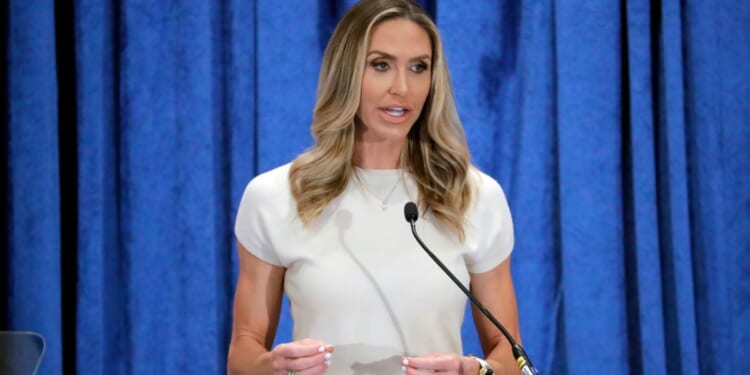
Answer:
[{"left": 354, "top": 139, "right": 404, "bottom": 169}]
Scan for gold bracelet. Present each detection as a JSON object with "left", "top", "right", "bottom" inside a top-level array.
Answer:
[{"left": 468, "top": 355, "right": 494, "bottom": 375}]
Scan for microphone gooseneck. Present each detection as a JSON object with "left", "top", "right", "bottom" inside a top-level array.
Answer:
[{"left": 402, "top": 202, "right": 539, "bottom": 375}]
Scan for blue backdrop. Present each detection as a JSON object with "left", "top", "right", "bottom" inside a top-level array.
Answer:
[{"left": 3, "top": 1, "right": 749, "bottom": 374}]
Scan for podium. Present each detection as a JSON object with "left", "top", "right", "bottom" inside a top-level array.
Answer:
[{"left": 0, "top": 331, "right": 46, "bottom": 375}]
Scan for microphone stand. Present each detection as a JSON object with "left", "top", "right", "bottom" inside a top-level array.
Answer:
[{"left": 404, "top": 203, "right": 539, "bottom": 375}]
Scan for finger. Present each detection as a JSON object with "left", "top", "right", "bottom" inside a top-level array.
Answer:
[
  {"left": 275, "top": 340, "right": 329, "bottom": 358},
  {"left": 403, "top": 355, "right": 460, "bottom": 372},
  {"left": 293, "top": 362, "right": 329, "bottom": 375},
  {"left": 401, "top": 358, "right": 432, "bottom": 375},
  {"left": 297, "top": 338, "right": 335, "bottom": 353},
  {"left": 284, "top": 351, "right": 333, "bottom": 372},
  {"left": 404, "top": 366, "right": 449, "bottom": 375}
]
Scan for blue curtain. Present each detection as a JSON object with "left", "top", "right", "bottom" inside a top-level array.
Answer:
[{"left": 3, "top": 1, "right": 749, "bottom": 374}]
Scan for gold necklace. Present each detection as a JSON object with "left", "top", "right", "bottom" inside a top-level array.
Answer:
[{"left": 360, "top": 176, "right": 402, "bottom": 211}]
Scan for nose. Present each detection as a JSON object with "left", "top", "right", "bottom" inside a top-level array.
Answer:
[{"left": 388, "top": 69, "right": 408, "bottom": 96}]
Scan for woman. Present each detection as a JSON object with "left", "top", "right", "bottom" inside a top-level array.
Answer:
[{"left": 228, "top": 0, "right": 522, "bottom": 374}]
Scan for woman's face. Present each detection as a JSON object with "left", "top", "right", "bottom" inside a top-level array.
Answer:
[{"left": 356, "top": 18, "right": 432, "bottom": 143}]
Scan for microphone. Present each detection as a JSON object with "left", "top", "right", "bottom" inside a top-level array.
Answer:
[{"left": 403, "top": 202, "right": 539, "bottom": 375}]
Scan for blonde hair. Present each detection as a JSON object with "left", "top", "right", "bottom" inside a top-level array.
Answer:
[{"left": 289, "top": 0, "right": 473, "bottom": 240}]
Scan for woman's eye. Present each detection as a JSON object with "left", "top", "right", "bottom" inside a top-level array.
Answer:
[
  {"left": 411, "top": 63, "right": 429, "bottom": 73},
  {"left": 371, "top": 61, "right": 389, "bottom": 71}
]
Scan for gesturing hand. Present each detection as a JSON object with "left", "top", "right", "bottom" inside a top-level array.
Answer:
[
  {"left": 271, "top": 338, "right": 334, "bottom": 375},
  {"left": 401, "top": 352, "right": 479, "bottom": 375}
]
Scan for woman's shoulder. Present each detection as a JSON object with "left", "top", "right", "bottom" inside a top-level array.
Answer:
[
  {"left": 465, "top": 166, "right": 512, "bottom": 222},
  {"left": 463, "top": 166, "right": 514, "bottom": 271},
  {"left": 235, "top": 163, "right": 295, "bottom": 264},
  {"left": 468, "top": 166, "right": 507, "bottom": 203},
  {"left": 242, "top": 163, "right": 293, "bottom": 200}
]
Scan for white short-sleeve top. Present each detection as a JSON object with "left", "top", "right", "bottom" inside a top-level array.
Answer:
[{"left": 235, "top": 163, "right": 514, "bottom": 374}]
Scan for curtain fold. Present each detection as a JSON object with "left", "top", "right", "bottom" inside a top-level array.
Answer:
[
  {"left": 656, "top": 2, "right": 700, "bottom": 373},
  {"left": 511, "top": 1, "right": 559, "bottom": 371},
  {"left": 7, "top": 1, "right": 62, "bottom": 374},
  {"left": 622, "top": 2, "right": 667, "bottom": 374},
  {"left": 75, "top": 0, "right": 123, "bottom": 372},
  {"left": 684, "top": 2, "right": 750, "bottom": 373},
  {"left": 3, "top": 1, "right": 749, "bottom": 374},
  {"left": 555, "top": 4, "right": 628, "bottom": 373}
]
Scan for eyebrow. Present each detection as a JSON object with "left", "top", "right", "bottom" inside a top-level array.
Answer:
[{"left": 367, "top": 50, "right": 431, "bottom": 62}]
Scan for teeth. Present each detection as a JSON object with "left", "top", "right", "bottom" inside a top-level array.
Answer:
[{"left": 384, "top": 108, "right": 405, "bottom": 116}]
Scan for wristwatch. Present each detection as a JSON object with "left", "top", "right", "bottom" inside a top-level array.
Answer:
[{"left": 469, "top": 355, "right": 494, "bottom": 375}]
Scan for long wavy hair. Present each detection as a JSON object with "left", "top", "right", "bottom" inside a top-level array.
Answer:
[{"left": 289, "top": 0, "right": 473, "bottom": 240}]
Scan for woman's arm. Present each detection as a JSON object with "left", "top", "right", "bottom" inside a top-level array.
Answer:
[
  {"left": 227, "top": 243, "right": 333, "bottom": 374},
  {"left": 470, "top": 258, "right": 522, "bottom": 375},
  {"left": 400, "top": 258, "right": 524, "bottom": 375},
  {"left": 227, "top": 242, "right": 285, "bottom": 374}
]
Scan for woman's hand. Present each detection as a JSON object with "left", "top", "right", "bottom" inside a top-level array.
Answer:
[
  {"left": 401, "top": 352, "right": 479, "bottom": 375},
  {"left": 270, "top": 338, "right": 334, "bottom": 374}
]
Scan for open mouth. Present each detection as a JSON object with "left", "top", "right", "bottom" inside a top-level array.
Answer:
[{"left": 382, "top": 107, "right": 407, "bottom": 117}]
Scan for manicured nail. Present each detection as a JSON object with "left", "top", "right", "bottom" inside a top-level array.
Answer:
[
  {"left": 318, "top": 345, "right": 325, "bottom": 353},
  {"left": 401, "top": 358, "right": 409, "bottom": 366},
  {"left": 325, "top": 359, "right": 331, "bottom": 367},
  {"left": 325, "top": 345, "right": 334, "bottom": 352},
  {"left": 401, "top": 365, "right": 407, "bottom": 372},
  {"left": 324, "top": 353, "right": 332, "bottom": 360}
]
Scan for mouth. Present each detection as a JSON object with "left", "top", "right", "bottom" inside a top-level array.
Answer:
[{"left": 381, "top": 106, "right": 409, "bottom": 117}]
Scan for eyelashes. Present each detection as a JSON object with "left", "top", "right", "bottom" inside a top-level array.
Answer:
[
  {"left": 369, "top": 60, "right": 430, "bottom": 73},
  {"left": 411, "top": 63, "right": 429, "bottom": 73},
  {"left": 371, "top": 61, "right": 390, "bottom": 71}
]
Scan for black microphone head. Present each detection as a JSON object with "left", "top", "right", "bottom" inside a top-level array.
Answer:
[{"left": 404, "top": 202, "right": 418, "bottom": 223}]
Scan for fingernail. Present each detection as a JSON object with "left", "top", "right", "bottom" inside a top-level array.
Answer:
[
  {"left": 318, "top": 345, "right": 325, "bottom": 353},
  {"left": 324, "top": 352, "right": 332, "bottom": 360},
  {"left": 325, "top": 359, "right": 332, "bottom": 367},
  {"left": 401, "top": 365, "right": 407, "bottom": 372},
  {"left": 325, "top": 344, "right": 334, "bottom": 352},
  {"left": 401, "top": 358, "right": 409, "bottom": 366}
]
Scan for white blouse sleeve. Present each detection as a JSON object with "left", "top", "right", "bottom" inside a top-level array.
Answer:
[
  {"left": 234, "top": 175, "right": 284, "bottom": 267},
  {"left": 464, "top": 171, "right": 515, "bottom": 274}
]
